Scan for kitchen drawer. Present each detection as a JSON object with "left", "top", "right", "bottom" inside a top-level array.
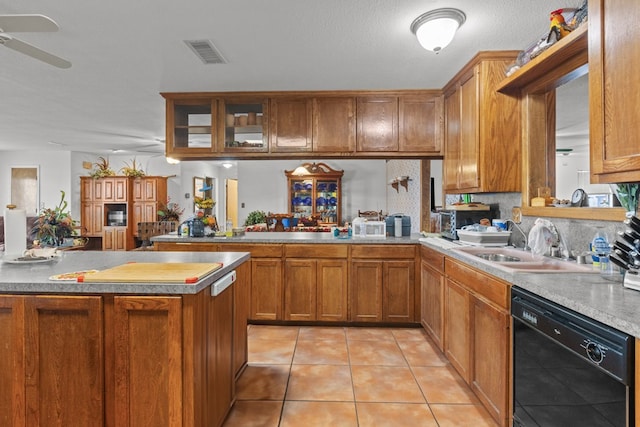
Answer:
[
  {"left": 285, "top": 244, "right": 348, "bottom": 258},
  {"left": 351, "top": 244, "right": 416, "bottom": 259},
  {"left": 155, "top": 242, "right": 216, "bottom": 252},
  {"left": 421, "top": 245, "right": 445, "bottom": 273},
  {"left": 445, "top": 258, "right": 510, "bottom": 310},
  {"left": 219, "top": 243, "right": 283, "bottom": 258}
]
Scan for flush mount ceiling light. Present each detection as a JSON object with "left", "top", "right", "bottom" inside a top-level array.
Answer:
[
  {"left": 165, "top": 156, "right": 180, "bottom": 164},
  {"left": 411, "top": 8, "right": 466, "bottom": 53},
  {"left": 222, "top": 162, "right": 233, "bottom": 169}
]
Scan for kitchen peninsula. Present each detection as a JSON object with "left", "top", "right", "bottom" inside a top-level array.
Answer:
[
  {"left": 0, "top": 250, "right": 250, "bottom": 427},
  {"left": 152, "top": 232, "right": 423, "bottom": 324}
]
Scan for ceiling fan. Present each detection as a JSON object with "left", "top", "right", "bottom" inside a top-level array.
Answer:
[{"left": 0, "top": 14, "right": 71, "bottom": 69}]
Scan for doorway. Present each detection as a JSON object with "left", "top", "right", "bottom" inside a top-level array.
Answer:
[
  {"left": 11, "top": 166, "right": 39, "bottom": 215},
  {"left": 226, "top": 179, "right": 238, "bottom": 228}
]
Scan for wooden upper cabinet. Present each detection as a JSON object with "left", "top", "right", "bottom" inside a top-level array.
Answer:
[
  {"left": 270, "top": 98, "right": 313, "bottom": 152},
  {"left": 443, "top": 86, "right": 461, "bottom": 192},
  {"left": 442, "top": 52, "right": 521, "bottom": 193},
  {"left": 163, "top": 91, "right": 447, "bottom": 159},
  {"left": 165, "top": 97, "right": 218, "bottom": 157},
  {"left": 357, "top": 96, "right": 398, "bottom": 152},
  {"left": 356, "top": 94, "right": 443, "bottom": 154},
  {"left": 589, "top": 0, "right": 640, "bottom": 182},
  {"left": 398, "top": 95, "right": 443, "bottom": 153},
  {"left": 312, "top": 97, "right": 356, "bottom": 153}
]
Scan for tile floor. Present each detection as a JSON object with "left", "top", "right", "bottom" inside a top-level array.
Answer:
[{"left": 222, "top": 325, "right": 498, "bottom": 427}]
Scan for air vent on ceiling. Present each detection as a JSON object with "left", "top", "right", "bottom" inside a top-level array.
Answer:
[{"left": 184, "top": 39, "right": 227, "bottom": 64}]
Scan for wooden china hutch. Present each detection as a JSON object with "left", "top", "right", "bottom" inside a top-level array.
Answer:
[{"left": 285, "top": 162, "right": 343, "bottom": 225}]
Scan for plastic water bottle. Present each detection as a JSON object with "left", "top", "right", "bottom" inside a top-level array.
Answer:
[{"left": 591, "top": 230, "right": 610, "bottom": 270}]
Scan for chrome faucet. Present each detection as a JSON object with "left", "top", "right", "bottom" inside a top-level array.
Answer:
[{"left": 505, "top": 219, "right": 529, "bottom": 250}]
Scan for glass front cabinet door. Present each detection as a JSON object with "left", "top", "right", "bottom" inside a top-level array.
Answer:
[
  {"left": 167, "top": 98, "right": 217, "bottom": 156},
  {"left": 285, "top": 162, "right": 343, "bottom": 225},
  {"left": 220, "top": 97, "right": 269, "bottom": 152}
]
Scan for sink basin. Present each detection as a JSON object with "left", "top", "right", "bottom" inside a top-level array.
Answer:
[{"left": 452, "top": 246, "right": 597, "bottom": 274}]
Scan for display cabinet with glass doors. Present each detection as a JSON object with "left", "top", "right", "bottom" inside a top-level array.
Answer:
[
  {"left": 285, "top": 163, "right": 343, "bottom": 225},
  {"left": 220, "top": 98, "right": 268, "bottom": 152}
]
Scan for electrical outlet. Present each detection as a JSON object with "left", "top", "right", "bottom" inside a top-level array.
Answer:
[
  {"left": 241, "top": 202, "right": 245, "bottom": 208},
  {"left": 511, "top": 207, "right": 522, "bottom": 224}
]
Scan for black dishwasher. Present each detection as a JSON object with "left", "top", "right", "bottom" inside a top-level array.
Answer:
[{"left": 512, "top": 287, "right": 634, "bottom": 427}]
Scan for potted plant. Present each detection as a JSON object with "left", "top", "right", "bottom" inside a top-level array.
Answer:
[
  {"left": 89, "top": 156, "right": 116, "bottom": 178},
  {"left": 31, "top": 190, "right": 77, "bottom": 246},
  {"left": 120, "top": 158, "right": 145, "bottom": 177},
  {"left": 615, "top": 183, "right": 640, "bottom": 217},
  {"left": 157, "top": 198, "right": 185, "bottom": 223}
]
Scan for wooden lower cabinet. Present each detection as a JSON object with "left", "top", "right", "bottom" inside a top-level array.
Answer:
[
  {"left": 350, "top": 244, "right": 416, "bottom": 323},
  {"left": 233, "top": 262, "right": 251, "bottom": 378},
  {"left": 444, "top": 278, "right": 471, "bottom": 382},
  {"left": 284, "top": 245, "right": 348, "bottom": 322},
  {"left": 251, "top": 258, "right": 283, "bottom": 320},
  {"left": 0, "top": 269, "right": 245, "bottom": 427},
  {"left": 444, "top": 258, "right": 511, "bottom": 427},
  {"left": 103, "top": 226, "right": 128, "bottom": 251},
  {"left": 471, "top": 296, "right": 510, "bottom": 427},
  {"left": 113, "top": 295, "right": 183, "bottom": 426},
  {"left": 0, "top": 295, "right": 104, "bottom": 426},
  {"left": 420, "top": 246, "right": 445, "bottom": 351}
]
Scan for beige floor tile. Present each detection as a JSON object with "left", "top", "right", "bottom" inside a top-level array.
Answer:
[
  {"left": 390, "top": 327, "right": 430, "bottom": 341},
  {"left": 286, "top": 364, "right": 354, "bottom": 401},
  {"left": 280, "top": 401, "right": 358, "bottom": 427},
  {"left": 412, "top": 366, "right": 479, "bottom": 404},
  {"left": 345, "top": 327, "right": 395, "bottom": 341},
  {"left": 248, "top": 339, "right": 296, "bottom": 364},
  {"left": 348, "top": 339, "right": 406, "bottom": 366},
  {"left": 222, "top": 400, "right": 282, "bottom": 427},
  {"left": 298, "top": 326, "right": 346, "bottom": 341},
  {"left": 248, "top": 325, "right": 300, "bottom": 341},
  {"left": 293, "top": 339, "right": 349, "bottom": 365},
  {"left": 356, "top": 402, "right": 438, "bottom": 427},
  {"left": 351, "top": 365, "right": 425, "bottom": 403},
  {"left": 430, "top": 404, "right": 498, "bottom": 427},
  {"left": 236, "top": 364, "right": 291, "bottom": 401},
  {"left": 396, "top": 340, "right": 449, "bottom": 367}
]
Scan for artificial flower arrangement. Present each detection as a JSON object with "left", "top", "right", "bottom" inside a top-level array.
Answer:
[
  {"left": 120, "top": 158, "right": 145, "bottom": 177},
  {"left": 31, "top": 190, "right": 77, "bottom": 246},
  {"left": 157, "top": 198, "right": 185, "bottom": 222},
  {"left": 89, "top": 156, "right": 116, "bottom": 178}
]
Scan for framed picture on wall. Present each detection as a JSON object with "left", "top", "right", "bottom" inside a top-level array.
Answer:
[{"left": 193, "top": 177, "right": 205, "bottom": 199}]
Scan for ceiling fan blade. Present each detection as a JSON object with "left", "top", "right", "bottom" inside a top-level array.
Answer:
[
  {"left": 0, "top": 35, "right": 71, "bottom": 68},
  {"left": 0, "top": 14, "right": 59, "bottom": 32}
]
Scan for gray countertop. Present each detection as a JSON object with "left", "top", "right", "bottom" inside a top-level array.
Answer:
[
  {"left": 0, "top": 251, "right": 250, "bottom": 295},
  {"left": 151, "top": 231, "right": 423, "bottom": 244},
  {"left": 420, "top": 238, "right": 640, "bottom": 338}
]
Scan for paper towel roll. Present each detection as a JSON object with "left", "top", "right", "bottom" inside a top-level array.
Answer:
[
  {"left": 394, "top": 217, "right": 403, "bottom": 237},
  {"left": 4, "top": 206, "right": 27, "bottom": 257}
]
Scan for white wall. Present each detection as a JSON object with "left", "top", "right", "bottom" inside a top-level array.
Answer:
[
  {"left": 237, "top": 159, "right": 387, "bottom": 226},
  {"left": 0, "top": 151, "right": 72, "bottom": 216},
  {"left": 1, "top": 152, "right": 415, "bottom": 231}
]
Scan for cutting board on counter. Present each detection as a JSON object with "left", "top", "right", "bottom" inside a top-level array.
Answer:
[{"left": 78, "top": 262, "right": 223, "bottom": 283}]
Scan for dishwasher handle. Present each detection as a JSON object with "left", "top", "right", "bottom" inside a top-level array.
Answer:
[{"left": 211, "top": 270, "right": 236, "bottom": 296}]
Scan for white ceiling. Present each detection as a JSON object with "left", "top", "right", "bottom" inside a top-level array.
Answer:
[{"left": 0, "top": 0, "right": 574, "bottom": 154}]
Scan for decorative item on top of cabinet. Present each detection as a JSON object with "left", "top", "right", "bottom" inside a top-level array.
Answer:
[
  {"left": 442, "top": 52, "right": 521, "bottom": 193},
  {"left": 285, "top": 162, "right": 343, "bottom": 225}
]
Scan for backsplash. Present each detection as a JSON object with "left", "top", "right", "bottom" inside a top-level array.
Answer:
[
  {"left": 447, "top": 192, "right": 626, "bottom": 256},
  {"left": 386, "top": 160, "right": 421, "bottom": 233}
]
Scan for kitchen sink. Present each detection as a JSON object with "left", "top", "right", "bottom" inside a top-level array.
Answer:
[{"left": 452, "top": 246, "right": 597, "bottom": 274}]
